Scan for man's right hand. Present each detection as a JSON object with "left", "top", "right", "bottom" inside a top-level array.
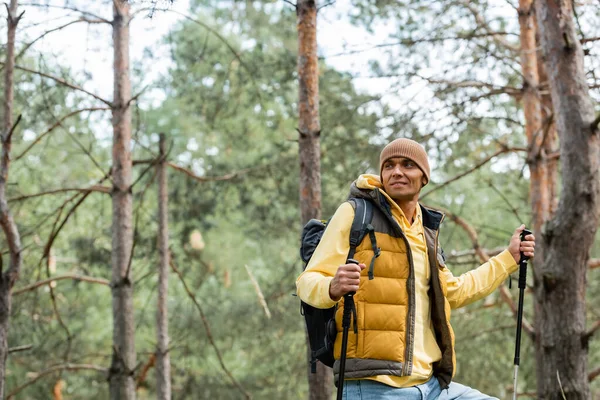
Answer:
[{"left": 329, "top": 262, "right": 367, "bottom": 301}]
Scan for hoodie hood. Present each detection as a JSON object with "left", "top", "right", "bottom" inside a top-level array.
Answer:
[
  {"left": 351, "top": 174, "right": 397, "bottom": 210},
  {"left": 356, "top": 174, "right": 383, "bottom": 191}
]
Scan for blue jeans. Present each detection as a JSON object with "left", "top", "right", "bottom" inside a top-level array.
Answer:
[{"left": 342, "top": 378, "right": 499, "bottom": 400}]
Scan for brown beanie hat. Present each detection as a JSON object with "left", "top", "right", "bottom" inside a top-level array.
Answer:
[{"left": 379, "top": 138, "right": 430, "bottom": 185}]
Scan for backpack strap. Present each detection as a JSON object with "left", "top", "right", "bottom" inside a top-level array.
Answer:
[{"left": 347, "top": 198, "right": 380, "bottom": 280}]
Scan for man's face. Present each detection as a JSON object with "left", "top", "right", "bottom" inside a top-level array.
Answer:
[{"left": 381, "top": 157, "right": 426, "bottom": 202}]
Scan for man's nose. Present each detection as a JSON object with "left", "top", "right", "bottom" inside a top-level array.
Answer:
[{"left": 391, "top": 165, "right": 404, "bottom": 176}]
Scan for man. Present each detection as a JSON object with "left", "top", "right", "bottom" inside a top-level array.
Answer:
[{"left": 296, "top": 138, "right": 535, "bottom": 399}]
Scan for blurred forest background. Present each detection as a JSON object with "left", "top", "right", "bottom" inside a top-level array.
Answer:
[{"left": 0, "top": 0, "right": 599, "bottom": 399}]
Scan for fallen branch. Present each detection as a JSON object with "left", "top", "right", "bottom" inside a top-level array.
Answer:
[
  {"left": 244, "top": 265, "right": 271, "bottom": 319},
  {"left": 6, "top": 363, "right": 107, "bottom": 399},
  {"left": 13, "top": 274, "right": 109, "bottom": 296},
  {"left": 170, "top": 253, "right": 251, "bottom": 400}
]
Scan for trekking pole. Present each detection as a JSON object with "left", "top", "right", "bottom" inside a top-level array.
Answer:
[
  {"left": 513, "top": 228, "right": 532, "bottom": 400},
  {"left": 337, "top": 258, "right": 358, "bottom": 400}
]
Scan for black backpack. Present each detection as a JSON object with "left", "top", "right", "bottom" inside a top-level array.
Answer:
[{"left": 299, "top": 197, "right": 380, "bottom": 372}]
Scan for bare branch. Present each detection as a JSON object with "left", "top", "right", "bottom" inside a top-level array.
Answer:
[
  {"left": 20, "top": 3, "right": 111, "bottom": 23},
  {"left": 421, "top": 146, "right": 526, "bottom": 199},
  {"left": 592, "top": 113, "right": 600, "bottom": 131},
  {"left": 323, "top": 31, "right": 519, "bottom": 59},
  {"left": 5, "top": 114, "right": 21, "bottom": 143},
  {"left": 14, "top": 18, "right": 107, "bottom": 64},
  {"left": 170, "top": 253, "right": 251, "bottom": 400},
  {"left": 8, "top": 344, "right": 32, "bottom": 353},
  {"left": 282, "top": 0, "right": 297, "bottom": 8},
  {"left": 459, "top": 0, "right": 519, "bottom": 52},
  {"left": 6, "top": 363, "right": 107, "bottom": 399},
  {"left": 14, "top": 107, "right": 109, "bottom": 161},
  {"left": 446, "top": 246, "right": 506, "bottom": 261},
  {"left": 486, "top": 180, "right": 523, "bottom": 222},
  {"left": 8, "top": 185, "right": 111, "bottom": 202},
  {"left": 591, "top": 259, "right": 600, "bottom": 269},
  {"left": 13, "top": 274, "right": 110, "bottom": 296},
  {"left": 167, "top": 162, "right": 253, "bottom": 182},
  {"left": 0, "top": 63, "right": 112, "bottom": 106},
  {"left": 317, "top": 1, "right": 335, "bottom": 11},
  {"left": 590, "top": 366, "right": 600, "bottom": 382},
  {"left": 415, "top": 73, "right": 522, "bottom": 97},
  {"left": 583, "top": 319, "right": 600, "bottom": 343}
]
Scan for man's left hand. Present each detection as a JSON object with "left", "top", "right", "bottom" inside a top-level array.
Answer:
[{"left": 508, "top": 224, "right": 535, "bottom": 264}]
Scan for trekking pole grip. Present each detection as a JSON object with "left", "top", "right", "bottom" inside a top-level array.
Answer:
[
  {"left": 518, "top": 229, "right": 532, "bottom": 289},
  {"left": 346, "top": 258, "right": 359, "bottom": 297},
  {"left": 342, "top": 259, "right": 359, "bottom": 327}
]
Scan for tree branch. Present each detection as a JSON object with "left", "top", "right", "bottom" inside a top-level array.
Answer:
[
  {"left": 167, "top": 162, "right": 253, "bottom": 182},
  {"left": 8, "top": 344, "right": 32, "bottom": 353},
  {"left": 583, "top": 319, "right": 600, "bottom": 343},
  {"left": 5, "top": 114, "right": 21, "bottom": 143},
  {"left": 459, "top": 0, "right": 519, "bottom": 52},
  {"left": 0, "top": 63, "right": 112, "bottom": 106},
  {"left": 590, "top": 366, "right": 600, "bottom": 382},
  {"left": 592, "top": 113, "right": 600, "bottom": 131},
  {"left": 421, "top": 146, "right": 525, "bottom": 199},
  {"left": 170, "top": 253, "right": 251, "bottom": 400},
  {"left": 13, "top": 274, "right": 110, "bottom": 296},
  {"left": 6, "top": 363, "right": 107, "bottom": 399},
  {"left": 20, "top": 3, "right": 111, "bottom": 23},
  {"left": 14, "top": 18, "right": 107, "bottom": 65},
  {"left": 8, "top": 185, "right": 111, "bottom": 202},
  {"left": 14, "top": 107, "right": 109, "bottom": 161},
  {"left": 323, "top": 32, "right": 519, "bottom": 59}
]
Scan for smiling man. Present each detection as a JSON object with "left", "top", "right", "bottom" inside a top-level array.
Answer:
[{"left": 296, "top": 138, "right": 536, "bottom": 399}]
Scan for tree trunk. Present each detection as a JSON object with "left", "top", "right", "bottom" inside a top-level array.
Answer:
[
  {"left": 519, "top": 0, "right": 546, "bottom": 235},
  {"left": 0, "top": 1, "right": 22, "bottom": 397},
  {"left": 533, "top": 0, "right": 599, "bottom": 398},
  {"left": 297, "top": 1, "right": 330, "bottom": 399},
  {"left": 109, "top": 1, "right": 136, "bottom": 399},
  {"left": 156, "top": 134, "right": 171, "bottom": 399}
]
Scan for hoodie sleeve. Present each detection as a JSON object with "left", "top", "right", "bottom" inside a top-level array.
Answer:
[
  {"left": 295, "top": 202, "right": 354, "bottom": 309},
  {"left": 443, "top": 249, "right": 518, "bottom": 309}
]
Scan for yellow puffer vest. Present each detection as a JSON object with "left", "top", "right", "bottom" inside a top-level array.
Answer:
[{"left": 332, "top": 185, "right": 456, "bottom": 389}]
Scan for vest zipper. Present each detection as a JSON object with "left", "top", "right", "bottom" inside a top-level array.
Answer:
[{"left": 377, "top": 201, "right": 416, "bottom": 377}]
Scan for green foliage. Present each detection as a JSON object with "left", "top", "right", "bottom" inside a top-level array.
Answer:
[{"left": 4, "top": 0, "right": 600, "bottom": 398}]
